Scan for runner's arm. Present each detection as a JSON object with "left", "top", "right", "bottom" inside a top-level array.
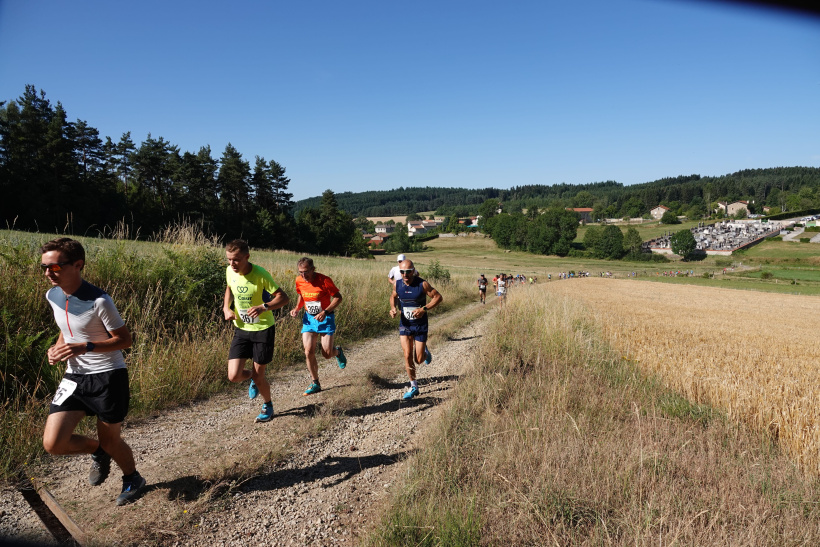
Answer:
[
  {"left": 289, "top": 294, "right": 305, "bottom": 317},
  {"left": 47, "top": 325, "right": 132, "bottom": 363},
  {"left": 324, "top": 292, "right": 342, "bottom": 314},
  {"left": 388, "top": 288, "right": 399, "bottom": 318},
  {"left": 265, "top": 288, "right": 289, "bottom": 311},
  {"left": 422, "top": 282, "right": 442, "bottom": 311},
  {"left": 222, "top": 286, "right": 236, "bottom": 321},
  {"left": 249, "top": 288, "right": 288, "bottom": 318}
]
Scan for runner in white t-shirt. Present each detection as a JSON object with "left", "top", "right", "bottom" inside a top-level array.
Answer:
[
  {"left": 387, "top": 254, "right": 406, "bottom": 286},
  {"left": 40, "top": 237, "right": 145, "bottom": 506}
]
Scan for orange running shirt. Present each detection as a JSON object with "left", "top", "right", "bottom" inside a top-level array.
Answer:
[{"left": 295, "top": 273, "right": 340, "bottom": 314}]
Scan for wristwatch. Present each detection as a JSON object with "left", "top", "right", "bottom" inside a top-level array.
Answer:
[
  {"left": 422, "top": 306, "right": 428, "bottom": 311},
  {"left": 85, "top": 341, "right": 95, "bottom": 353}
]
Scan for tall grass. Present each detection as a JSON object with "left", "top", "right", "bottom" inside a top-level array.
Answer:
[
  {"left": 0, "top": 227, "right": 477, "bottom": 482},
  {"left": 368, "top": 285, "right": 820, "bottom": 545}
]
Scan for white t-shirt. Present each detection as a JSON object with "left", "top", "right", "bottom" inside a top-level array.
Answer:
[
  {"left": 46, "top": 281, "right": 126, "bottom": 374},
  {"left": 388, "top": 265, "right": 401, "bottom": 282}
]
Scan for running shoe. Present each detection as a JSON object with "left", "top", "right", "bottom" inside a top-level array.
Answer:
[
  {"left": 402, "top": 386, "right": 419, "bottom": 400},
  {"left": 255, "top": 402, "right": 274, "bottom": 423},
  {"left": 88, "top": 451, "right": 111, "bottom": 486},
  {"left": 248, "top": 379, "right": 258, "bottom": 400},
  {"left": 116, "top": 473, "right": 146, "bottom": 506},
  {"left": 303, "top": 382, "right": 322, "bottom": 396},
  {"left": 336, "top": 346, "right": 347, "bottom": 369},
  {"left": 424, "top": 347, "right": 433, "bottom": 364}
]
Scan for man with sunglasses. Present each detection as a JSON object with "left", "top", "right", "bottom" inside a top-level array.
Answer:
[
  {"left": 224, "top": 239, "right": 289, "bottom": 423},
  {"left": 289, "top": 257, "right": 346, "bottom": 396},
  {"left": 389, "top": 259, "right": 442, "bottom": 400},
  {"left": 40, "top": 237, "right": 145, "bottom": 506}
]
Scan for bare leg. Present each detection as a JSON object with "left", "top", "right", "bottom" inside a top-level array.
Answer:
[
  {"left": 250, "top": 362, "right": 271, "bottom": 402},
  {"left": 414, "top": 339, "right": 426, "bottom": 365},
  {"left": 43, "top": 411, "right": 96, "bottom": 455},
  {"left": 318, "top": 333, "right": 338, "bottom": 359},
  {"left": 399, "top": 335, "right": 416, "bottom": 381},
  {"left": 97, "top": 420, "right": 136, "bottom": 475},
  {"left": 227, "top": 358, "right": 252, "bottom": 383},
  {"left": 302, "top": 332, "right": 320, "bottom": 382}
]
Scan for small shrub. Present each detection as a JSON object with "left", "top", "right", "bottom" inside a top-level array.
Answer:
[
  {"left": 423, "top": 259, "right": 451, "bottom": 285},
  {"left": 761, "top": 271, "right": 774, "bottom": 280}
]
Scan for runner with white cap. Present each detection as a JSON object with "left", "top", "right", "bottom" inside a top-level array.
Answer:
[{"left": 387, "top": 254, "right": 406, "bottom": 286}]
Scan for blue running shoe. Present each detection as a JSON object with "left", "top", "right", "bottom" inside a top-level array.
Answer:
[
  {"left": 303, "top": 382, "right": 322, "bottom": 396},
  {"left": 402, "top": 386, "right": 419, "bottom": 400},
  {"left": 255, "top": 402, "right": 274, "bottom": 423},
  {"left": 336, "top": 346, "right": 347, "bottom": 369},
  {"left": 249, "top": 379, "right": 258, "bottom": 400},
  {"left": 424, "top": 346, "right": 433, "bottom": 364},
  {"left": 116, "top": 473, "right": 146, "bottom": 506}
]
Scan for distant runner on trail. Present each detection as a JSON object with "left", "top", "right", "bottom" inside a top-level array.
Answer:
[
  {"left": 40, "top": 237, "right": 146, "bottom": 506},
  {"left": 478, "top": 274, "right": 488, "bottom": 304},
  {"left": 497, "top": 273, "right": 507, "bottom": 306},
  {"left": 387, "top": 254, "right": 406, "bottom": 286},
  {"left": 389, "top": 259, "right": 443, "bottom": 400},
  {"left": 223, "top": 239, "right": 289, "bottom": 423},
  {"left": 289, "top": 257, "right": 346, "bottom": 396}
]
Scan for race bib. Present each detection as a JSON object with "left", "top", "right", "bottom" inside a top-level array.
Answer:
[
  {"left": 304, "top": 300, "right": 323, "bottom": 315},
  {"left": 238, "top": 308, "right": 259, "bottom": 324},
  {"left": 52, "top": 378, "right": 78, "bottom": 406},
  {"left": 403, "top": 306, "right": 419, "bottom": 321}
]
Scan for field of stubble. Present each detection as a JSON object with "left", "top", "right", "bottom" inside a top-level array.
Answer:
[{"left": 548, "top": 277, "right": 820, "bottom": 474}]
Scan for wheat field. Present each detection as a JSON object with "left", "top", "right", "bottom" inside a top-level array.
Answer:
[{"left": 547, "top": 277, "right": 820, "bottom": 475}]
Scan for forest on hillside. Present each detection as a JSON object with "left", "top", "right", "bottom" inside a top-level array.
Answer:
[{"left": 297, "top": 169, "right": 820, "bottom": 220}]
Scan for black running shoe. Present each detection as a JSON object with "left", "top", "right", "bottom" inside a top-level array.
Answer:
[
  {"left": 89, "top": 451, "right": 111, "bottom": 486},
  {"left": 116, "top": 473, "right": 146, "bottom": 506}
]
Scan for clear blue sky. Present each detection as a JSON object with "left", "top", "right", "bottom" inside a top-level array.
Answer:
[{"left": 1, "top": 0, "right": 818, "bottom": 202}]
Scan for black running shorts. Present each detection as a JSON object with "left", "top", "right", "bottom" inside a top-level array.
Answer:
[
  {"left": 229, "top": 326, "right": 276, "bottom": 365},
  {"left": 49, "top": 368, "right": 130, "bottom": 424}
]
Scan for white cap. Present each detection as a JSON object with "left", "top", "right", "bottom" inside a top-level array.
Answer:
[{"left": 397, "top": 254, "right": 406, "bottom": 262}]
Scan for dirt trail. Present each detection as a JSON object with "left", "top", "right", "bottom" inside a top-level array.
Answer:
[{"left": 2, "top": 303, "right": 495, "bottom": 546}]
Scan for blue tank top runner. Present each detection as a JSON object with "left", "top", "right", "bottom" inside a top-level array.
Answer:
[{"left": 396, "top": 276, "right": 428, "bottom": 331}]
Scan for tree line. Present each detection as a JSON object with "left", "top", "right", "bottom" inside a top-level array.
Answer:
[
  {"left": 296, "top": 169, "right": 820, "bottom": 221},
  {"left": 0, "top": 85, "right": 370, "bottom": 258}
]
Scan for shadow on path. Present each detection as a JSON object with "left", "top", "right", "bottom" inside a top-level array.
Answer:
[
  {"left": 369, "top": 373, "right": 459, "bottom": 391},
  {"left": 246, "top": 450, "right": 415, "bottom": 493}
]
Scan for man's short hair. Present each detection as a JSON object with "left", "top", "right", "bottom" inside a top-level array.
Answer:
[
  {"left": 297, "top": 257, "right": 315, "bottom": 269},
  {"left": 226, "top": 239, "right": 249, "bottom": 255},
  {"left": 40, "top": 237, "right": 85, "bottom": 265}
]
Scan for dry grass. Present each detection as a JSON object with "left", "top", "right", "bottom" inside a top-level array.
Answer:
[
  {"left": 368, "top": 285, "right": 820, "bottom": 546},
  {"left": 548, "top": 278, "right": 820, "bottom": 475}
]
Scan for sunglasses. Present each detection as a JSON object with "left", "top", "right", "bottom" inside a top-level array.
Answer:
[
  {"left": 400, "top": 269, "right": 414, "bottom": 274},
  {"left": 40, "top": 262, "right": 70, "bottom": 272}
]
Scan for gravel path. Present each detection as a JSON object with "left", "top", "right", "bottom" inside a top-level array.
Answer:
[{"left": 1, "top": 304, "right": 493, "bottom": 545}]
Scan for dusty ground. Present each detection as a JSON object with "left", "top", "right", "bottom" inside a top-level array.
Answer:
[{"left": 1, "top": 304, "right": 493, "bottom": 546}]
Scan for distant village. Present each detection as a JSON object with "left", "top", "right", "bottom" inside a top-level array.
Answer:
[
  {"left": 364, "top": 198, "right": 814, "bottom": 256},
  {"left": 363, "top": 217, "right": 478, "bottom": 247}
]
